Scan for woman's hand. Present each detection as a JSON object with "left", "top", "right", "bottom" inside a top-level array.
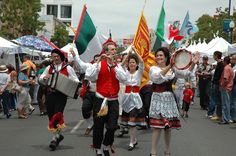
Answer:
[
  {"left": 69, "top": 47, "right": 76, "bottom": 57},
  {"left": 130, "top": 45, "right": 136, "bottom": 54},
  {"left": 192, "top": 52, "right": 200, "bottom": 64}
]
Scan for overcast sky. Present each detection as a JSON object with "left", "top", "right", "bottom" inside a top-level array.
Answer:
[{"left": 76, "top": 0, "right": 236, "bottom": 38}]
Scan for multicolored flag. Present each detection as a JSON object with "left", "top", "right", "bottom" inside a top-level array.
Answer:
[
  {"left": 151, "top": 0, "right": 176, "bottom": 51},
  {"left": 133, "top": 11, "right": 156, "bottom": 87},
  {"left": 133, "top": 11, "right": 150, "bottom": 60},
  {"left": 74, "top": 5, "right": 105, "bottom": 62},
  {"left": 180, "top": 11, "right": 190, "bottom": 37}
]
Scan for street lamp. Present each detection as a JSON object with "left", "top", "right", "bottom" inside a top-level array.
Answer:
[{"left": 229, "top": 20, "right": 235, "bottom": 43}]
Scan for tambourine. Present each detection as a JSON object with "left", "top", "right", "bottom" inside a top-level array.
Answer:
[{"left": 171, "top": 49, "right": 192, "bottom": 70}]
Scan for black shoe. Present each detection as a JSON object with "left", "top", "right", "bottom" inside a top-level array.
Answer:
[
  {"left": 6, "top": 113, "right": 11, "bottom": 119},
  {"left": 49, "top": 140, "right": 57, "bottom": 151},
  {"left": 56, "top": 134, "right": 64, "bottom": 146},
  {"left": 128, "top": 145, "right": 135, "bottom": 151},
  {"left": 218, "top": 121, "right": 229, "bottom": 125},
  {"left": 84, "top": 127, "right": 93, "bottom": 136},
  {"left": 128, "top": 142, "right": 138, "bottom": 151},
  {"left": 29, "top": 108, "right": 35, "bottom": 115},
  {"left": 103, "top": 149, "right": 110, "bottom": 156},
  {"left": 164, "top": 124, "right": 170, "bottom": 130}
]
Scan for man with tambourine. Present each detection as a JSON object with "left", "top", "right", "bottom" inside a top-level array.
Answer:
[{"left": 39, "top": 49, "right": 79, "bottom": 151}]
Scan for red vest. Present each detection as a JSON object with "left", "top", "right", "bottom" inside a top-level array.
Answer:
[
  {"left": 96, "top": 60, "right": 120, "bottom": 98},
  {"left": 48, "top": 62, "right": 68, "bottom": 77}
]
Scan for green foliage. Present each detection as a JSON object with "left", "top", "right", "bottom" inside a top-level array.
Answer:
[
  {"left": 50, "top": 25, "right": 69, "bottom": 48},
  {"left": 192, "top": 7, "right": 236, "bottom": 43},
  {"left": 116, "top": 46, "right": 125, "bottom": 53},
  {"left": 0, "top": 0, "right": 44, "bottom": 39}
]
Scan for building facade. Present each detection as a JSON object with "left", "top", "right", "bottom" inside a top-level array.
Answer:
[{"left": 39, "top": 0, "right": 82, "bottom": 39}]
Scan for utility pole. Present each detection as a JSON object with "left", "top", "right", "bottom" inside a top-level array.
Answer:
[
  {"left": 229, "top": 0, "right": 231, "bottom": 18},
  {"left": 228, "top": 0, "right": 232, "bottom": 43}
]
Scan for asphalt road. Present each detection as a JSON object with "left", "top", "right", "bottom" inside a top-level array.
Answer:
[{"left": 0, "top": 97, "right": 236, "bottom": 156}]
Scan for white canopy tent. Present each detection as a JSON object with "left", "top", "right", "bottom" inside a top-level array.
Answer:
[
  {"left": 201, "top": 37, "right": 231, "bottom": 56},
  {"left": 187, "top": 37, "right": 231, "bottom": 57},
  {"left": 0, "top": 37, "right": 23, "bottom": 67},
  {"left": 228, "top": 43, "right": 236, "bottom": 55}
]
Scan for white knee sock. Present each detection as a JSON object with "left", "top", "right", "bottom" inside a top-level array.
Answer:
[
  {"left": 86, "top": 116, "right": 93, "bottom": 129},
  {"left": 96, "top": 148, "right": 102, "bottom": 154}
]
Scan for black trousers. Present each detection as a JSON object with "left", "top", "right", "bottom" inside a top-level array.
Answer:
[
  {"left": 82, "top": 91, "right": 95, "bottom": 119},
  {"left": 199, "top": 78, "right": 211, "bottom": 109},
  {"left": 182, "top": 101, "right": 190, "bottom": 112},
  {"left": 93, "top": 97, "right": 119, "bottom": 149},
  {"left": 140, "top": 85, "right": 153, "bottom": 118},
  {"left": 37, "top": 85, "right": 47, "bottom": 113},
  {"left": 45, "top": 90, "right": 67, "bottom": 120}
]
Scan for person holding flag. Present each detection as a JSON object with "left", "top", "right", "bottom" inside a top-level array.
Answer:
[{"left": 119, "top": 46, "right": 146, "bottom": 151}]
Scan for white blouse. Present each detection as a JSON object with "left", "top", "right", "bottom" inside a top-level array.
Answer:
[
  {"left": 39, "top": 63, "right": 79, "bottom": 83},
  {"left": 122, "top": 62, "right": 144, "bottom": 85},
  {"left": 149, "top": 66, "right": 192, "bottom": 84},
  {"left": 121, "top": 62, "right": 144, "bottom": 113}
]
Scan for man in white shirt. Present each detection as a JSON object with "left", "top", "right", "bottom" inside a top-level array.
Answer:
[
  {"left": 39, "top": 49, "right": 79, "bottom": 151},
  {"left": 85, "top": 42, "right": 127, "bottom": 156}
]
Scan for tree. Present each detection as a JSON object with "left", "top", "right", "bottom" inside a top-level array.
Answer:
[
  {"left": 0, "top": 0, "right": 44, "bottom": 39},
  {"left": 50, "top": 25, "right": 69, "bottom": 48},
  {"left": 192, "top": 7, "right": 236, "bottom": 43}
]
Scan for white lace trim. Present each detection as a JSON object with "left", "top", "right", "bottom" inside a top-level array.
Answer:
[{"left": 149, "top": 92, "right": 179, "bottom": 118}]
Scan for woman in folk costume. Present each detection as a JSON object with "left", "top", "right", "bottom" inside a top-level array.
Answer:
[
  {"left": 119, "top": 47, "right": 146, "bottom": 151},
  {"left": 85, "top": 41, "right": 127, "bottom": 156},
  {"left": 39, "top": 49, "right": 79, "bottom": 151},
  {"left": 149, "top": 47, "right": 199, "bottom": 156}
]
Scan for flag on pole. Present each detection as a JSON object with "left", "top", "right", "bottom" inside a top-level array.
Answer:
[
  {"left": 179, "top": 11, "right": 190, "bottom": 37},
  {"left": 133, "top": 11, "right": 150, "bottom": 60},
  {"left": 133, "top": 12, "right": 156, "bottom": 87},
  {"left": 74, "top": 5, "right": 104, "bottom": 62},
  {"left": 151, "top": 0, "right": 175, "bottom": 52}
]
